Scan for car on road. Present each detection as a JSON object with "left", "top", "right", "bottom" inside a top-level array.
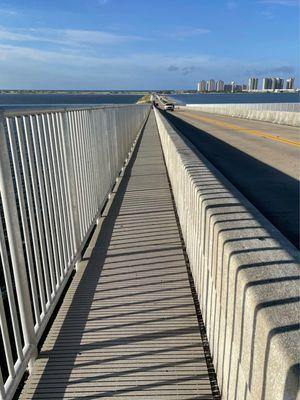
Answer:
[{"left": 163, "top": 103, "right": 175, "bottom": 111}]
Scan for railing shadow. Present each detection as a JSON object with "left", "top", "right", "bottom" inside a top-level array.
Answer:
[
  {"left": 29, "top": 114, "right": 147, "bottom": 398},
  {"left": 28, "top": 112, "right": 214, "bottom": 399}
]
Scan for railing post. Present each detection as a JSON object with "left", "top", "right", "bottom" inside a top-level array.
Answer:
[
  {"left": 61, "top": 110, "right": 81, "bottom": 263},
  {"left": 0, "top": 112, "right": 37, "bottom": 369}
]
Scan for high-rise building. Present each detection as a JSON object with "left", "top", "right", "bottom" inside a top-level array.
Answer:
[
  {"left": 270, "top": 77, "right": 284, "bottom": 90},
  {"left": 231, "top": 81, "right": 235, "bottom": 93},
  {"left": 207, "top": 79, "right": 215, "bottom": 92},
  {"left": 197, "top": 80, "right": 207, "bottom": 92},
  {"left": 248, "top": 78, "right": 258, "bottom": 91},
  {"left": 286, "top": 78, "right": 295, "bottom": 89},
  {"left": 279, "top": 78, "right": 284, "bottom": 89},
  {"left": 234, "top": 84, "right": 243, "bottom": 92},
  {"left": 216, "top": 80, "right": 224, "bottom": 92},
  {"left": 271, "top": 77, "right": 277, "bottom": 91},
  {"left": 224, "top": 84, "right": 232, "bottom": 92},
  {"left": 262, "top": 78, "right": 272, "bottom": 90}
]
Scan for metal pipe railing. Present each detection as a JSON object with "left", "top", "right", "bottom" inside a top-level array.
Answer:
[{"left": 0, "top": 104, "right": 150, "bottom": 400}]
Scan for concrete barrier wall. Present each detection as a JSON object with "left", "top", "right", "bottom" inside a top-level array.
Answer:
[
  {"left": 178, "top": 103, "right": 300, "bottom": 127},
  {"left": 154, "top": 108, "right": 300, "bottom": 400}
]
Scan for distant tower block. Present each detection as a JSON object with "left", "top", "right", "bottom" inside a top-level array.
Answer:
[
  {"left": 262, "top": 77, "right": 272, "bottom": 90},
  {"left": 248, "top": 78, "right": 258, "bottom": 91},
  {"left": 216, "top": 80, "right": 224, "bottom": 92},
  {"left": 197, "top": 80, "right": 207, "bottom": 92},
  {"left": 207, "top": 79, "right": 216, "bottom": 92},
  {"left": 286, "top": 77, "right": 295, "bottom": 89},
  {"left": 200, "top": 80, "right": 207, "bottom": 91}
]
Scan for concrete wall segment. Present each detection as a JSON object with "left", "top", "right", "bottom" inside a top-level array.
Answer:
[
  {"left": 154, "top": 108, "right": 300, "bottom": 400},
  {"left": 177, "top": 104, "right": 300, "bottom": 127}
]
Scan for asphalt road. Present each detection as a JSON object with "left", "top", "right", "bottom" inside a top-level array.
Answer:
[{"left": 161, "top": 109, "right": 300, "bottom": 249}]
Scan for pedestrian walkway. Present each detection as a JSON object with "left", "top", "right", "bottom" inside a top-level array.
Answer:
[{"left": 20, "top": 111, "right": 214, "bottom": 399}]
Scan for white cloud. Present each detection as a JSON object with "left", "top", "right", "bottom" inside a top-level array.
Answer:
[
  {"left": 0, "top": 43, "right": 211, "bottom": 68},
  {"left": 0, "top": 44, "right": 215, "bottom": 88},
  {"left": 0, "top": 28, "right": 33, "bottom": 42},
  {"left": 258, "top": 0, "right": 299, "bottom": 5},
  {"left": 1, "top": 42, "right": 295, "bottom": 77},
  {"left": 227, "top": 1, "right": 237, "bottom": 10},
  {"left": 0, "top": 38, "right": 298, "bottom": 89},
  {"left": 261, "top": 10, "right": 274, "bottom": 18},
  {"left": 0, "top": 8, "right": 20, "bottom": 16},
  {"left": 61, "top": 29, "right": 143, "bottom": 45},
  {"left": 167, "top": 28, "right": 210, "bottom": 39},
  {"left": 0, "top": 26, "right": 145, "bottom": 48}
]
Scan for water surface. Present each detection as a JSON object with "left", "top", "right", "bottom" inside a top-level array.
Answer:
[{"left": 0, "top": 93, "right": 142, "bottom": 110}]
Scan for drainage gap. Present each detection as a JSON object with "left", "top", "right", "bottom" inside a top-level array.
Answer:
[{"left": 169, "top": 178, "right": 221, "bottom": 399}]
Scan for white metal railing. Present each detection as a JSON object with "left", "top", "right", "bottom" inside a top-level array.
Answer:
[{"left": 0, "top": 104, "right": 150, "bottom": 399}]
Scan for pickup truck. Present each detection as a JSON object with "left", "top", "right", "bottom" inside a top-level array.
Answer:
[{"left": 163, "top": 103, "right": 175, "bottom": 111}]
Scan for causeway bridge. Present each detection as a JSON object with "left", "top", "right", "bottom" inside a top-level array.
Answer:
[{"left": 0, "top": 102, "right": 299, "bottom": 399}]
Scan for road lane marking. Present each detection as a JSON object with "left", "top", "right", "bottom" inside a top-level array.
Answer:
[{"left": 178, "top": 111, "right": 300, "bottom": 148}]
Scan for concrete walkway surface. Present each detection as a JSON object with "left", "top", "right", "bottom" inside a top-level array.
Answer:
[{"left": 20, "top": 111, "right": 215, "bottom": 399}]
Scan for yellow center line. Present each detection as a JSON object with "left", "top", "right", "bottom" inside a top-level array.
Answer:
[{"left": 178, "top": 111, "right": 300, "bottom": 148}]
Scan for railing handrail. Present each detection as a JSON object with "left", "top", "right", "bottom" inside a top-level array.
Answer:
[{"left": 1, "top": 103, "right": 145, "bottom": 117}]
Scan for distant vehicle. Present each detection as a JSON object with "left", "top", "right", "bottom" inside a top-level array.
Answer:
[{"left": 163, "top": 103, "right": 175, "bottom": 111}]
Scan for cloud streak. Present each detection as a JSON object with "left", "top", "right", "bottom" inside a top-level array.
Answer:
[
  {"left": 0, "top": 8, "right": 20, "bottom": 16},
  {"left": 0, "top": 24, "right": 297, "bottom": 89},
  {"left": 245, "top": 65, "right": 295, "bottom": 76},
  {"left": 0, "top": 44, "right": 212, "bottom": 68},
  {"left": 261, "top": 10, "right": 274, "bottom": 18},
  {"left": 167, "top": 28, "right": 210, "bottom": 39},
  {"left": 167, "top": 65, "right": 179, "bottom": 71},
  {"left": 258, "top": 0, "right": 299, "bottom": 5},
  {"left": 0, "top": 44, "right": 216, "bottom": 88},
  {"left": 0, "top": 26, "right": 145, "bottom": 47},
  {"left": 227, "top": 1, "right": 237, "bottom": 10}
]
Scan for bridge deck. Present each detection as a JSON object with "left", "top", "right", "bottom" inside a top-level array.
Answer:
[{"left": 20, "top": 111, "right": 214, "bottom": 399}]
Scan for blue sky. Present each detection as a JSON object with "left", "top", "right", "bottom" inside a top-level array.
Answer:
[{"left": 0, "top": 0, "right": 299, "bottom": 89}]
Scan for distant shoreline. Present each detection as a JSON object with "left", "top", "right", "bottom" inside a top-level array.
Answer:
[
  {"left": 0, "top": 90, "right": 149, "bottom": 95},
  {"left": 0, "top": 90, "right": 298, "bottom": 95}
]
